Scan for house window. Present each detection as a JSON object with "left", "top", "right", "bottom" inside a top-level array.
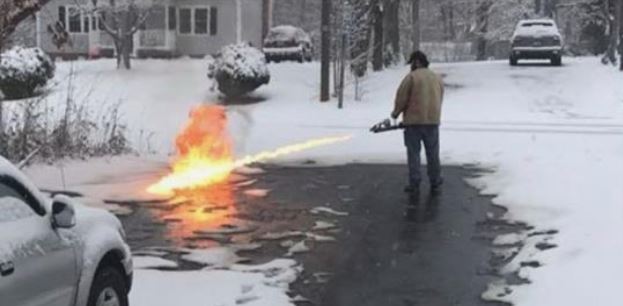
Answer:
[
  {"left": 210, "top": 7, "right": 217, "bottom": 36},
  {"left": 168, "top": 7, "right": 176, "bottom": 31},
  {"left": 179, "top": 8, "right": 191, "bottom": 34},
  {"left": 194, "top": 8, "right": 208, "bottom": 34},
  {"left": 68, "top": 7, "right": 82, "bottom": 33}
]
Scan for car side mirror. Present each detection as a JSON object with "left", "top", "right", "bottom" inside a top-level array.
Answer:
[{"left": 51, "top": 197, "right": 76, "bottom": 229}]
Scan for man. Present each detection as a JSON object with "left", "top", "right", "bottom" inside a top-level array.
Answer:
[{"left": 392, "top": 51, "right": 444, "bottom": 196}]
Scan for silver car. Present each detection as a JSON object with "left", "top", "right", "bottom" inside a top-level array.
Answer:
[{"left": 0, "top": 157, "right": 132, "bottom": 306}]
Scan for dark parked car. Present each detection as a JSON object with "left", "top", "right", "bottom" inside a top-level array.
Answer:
[
  {"left": 509, "top": 19, "right": 563, "bottom": 66},
  {"left": 263, "top": 25, "right": 313, "bottom": 63}
]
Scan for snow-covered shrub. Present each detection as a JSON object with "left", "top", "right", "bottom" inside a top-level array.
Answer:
[
  {"left": 207, "top": 42, "right": 270, "bottom": 97},
  {"left": 0, "top": 46, "right": 55, "bottom": 100}
]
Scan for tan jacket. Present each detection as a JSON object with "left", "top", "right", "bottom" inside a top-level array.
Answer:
[{"left": 392, "top": 68, "right": 444, "bottom": 125}]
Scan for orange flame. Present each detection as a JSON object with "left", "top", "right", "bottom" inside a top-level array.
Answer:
[{"left": 148, "top": 105, "right": 351, "bottom": 195}]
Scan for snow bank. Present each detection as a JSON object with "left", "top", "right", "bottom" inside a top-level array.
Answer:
[{"left": 131, "top": 259, "right": 301, "bottom": 306}]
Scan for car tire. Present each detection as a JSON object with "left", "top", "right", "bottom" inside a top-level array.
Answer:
[
  {"left": 87, "top": 266, "right": 128, "bottom": 306},
  {"left": 551, "top": 56, "right": 562, "bottom": 66},
  {"left": 509, "top": 56, "right": 518, "bottom": 66}
]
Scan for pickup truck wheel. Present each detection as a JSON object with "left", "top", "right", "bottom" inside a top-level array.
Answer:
[
  {"left": 551, "top": 56, "right": 562, "bottom": 66},
  {"left": 509, "top": 56, "right": 518, "bottom": 66},
  {"left": 88, "top": 266, "right": 128, "bottom": 306}
]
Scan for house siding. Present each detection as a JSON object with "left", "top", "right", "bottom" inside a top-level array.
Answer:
[
  {"left": 11, "top": 0, "right": 263, "bottom": 58},
  {"left": 37, "top": 0, "right": 92, "bottom": 57}
]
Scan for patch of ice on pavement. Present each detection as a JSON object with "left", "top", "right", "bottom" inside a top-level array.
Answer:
[
  {"left": 235, "top": 166, "right": 266, "bottom": 175},
  {"left": 236, "top": 179, "right": 258, "bottom": 187},
  {"left": 244, "top": 189, "right": 270, "bottom": 197},
  {"left": 481, "top": 280, "right": 513, "bottom": 304},
  {"left": 305, "top": 232, "right": 336, "bottom": 242},
  {"left": 181, "top": 247, "right": 246, "bottom": 267},
  {"left": 310, "top": 206, "right": 349, "bottom": 216},
  {"left": 259, "top": 231, "right": 306, "bottom": 241},
  {"left": 231, "top": 259, "right": 302, "bottom": 287},
  {"left": 493, "top": 233, "right": 526, "bottom": 246},
  {"left": 283, "top": 240, "right": 310, "bottom": 257},
  {"left": 133, "top": 256, "right": 178, "bottom": 269},
  {"left": 312, "top": 220, "right": 337, "bottom": 231}
]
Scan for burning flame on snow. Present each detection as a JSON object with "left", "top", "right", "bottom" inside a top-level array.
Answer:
[{"left": 148, "top": 105, "right": 351, "bottom": 195}]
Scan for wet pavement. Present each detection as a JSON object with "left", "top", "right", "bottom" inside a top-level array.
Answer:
[{"left": 117, "top": 164, "right": 523, "bottom": 305}]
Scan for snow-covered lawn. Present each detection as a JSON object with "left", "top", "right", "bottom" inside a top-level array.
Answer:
[{"left": 24, "top": 57, "right": 623, "bottom": 305}]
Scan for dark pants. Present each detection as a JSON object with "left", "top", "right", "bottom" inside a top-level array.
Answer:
[{"left": 404, "top": 125, "right": 442, "bottom": 188}]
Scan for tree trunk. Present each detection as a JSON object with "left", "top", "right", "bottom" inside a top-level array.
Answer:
[
  {"left": 384, "top": 0, "right": 400, "bottom": 62},
  {"left": 338, "top": 34, "right": 346, "bottom": 109},
  {"left": 262, "top": 0, "right": 273, "bottom": 41},
  {"left": 372, "top": 3, "right": 384, "bottom": 71},
  {"left": 320, "top": 0, "right": 331, "bottom": 102},
  {"left": 476, "top": 1, "right": 491, "bottom": 61},
  {"left": 618, "top": 0, "right": 623, "bottom": 70},
  {"left": 411, "top": 0, "right": 421, "bottom": 51},
  {"left": 605, "top": 0, "right": 620, "bottom": 65},
  {"left": 122, "top": 34, "right": 132, "bottom": 69},
  {"left": 0, "top": 101, "right": 4, "bottom": 157},
  {"left": 115, "top": 41, "right": 123, "bottom": 68}
]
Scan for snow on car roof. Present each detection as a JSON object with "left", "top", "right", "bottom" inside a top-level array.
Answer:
[
  {"left": 265, "top": 25, "right": 311, "bottom": 44},
  {"left": 518, "top": 19, "right": 555, "bottom": 26},
  {"left": 513, "top": 19, "right": 560, "bottom": 37}
]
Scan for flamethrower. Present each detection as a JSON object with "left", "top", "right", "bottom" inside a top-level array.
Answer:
[{"left": 370, "top": 119, "right": 405, "bottom": 133}]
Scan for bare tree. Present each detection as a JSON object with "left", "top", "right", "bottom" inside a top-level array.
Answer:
[
  {"left": 603, "top": 0, "right": 620, "bottom": 65},
  {"left": 372, "top": 0, "right": 384, "bottom": 71},
  {"left": 384, "top": 0, "right": 401, "bottom": 62},
  {"left": 615, "top": 0, "right": 623, "bottom": 70},
  {"left": 91, "top": 0, "right": 152, "bottom": 69},
  {"left": 0, "top": 0, "right": 51, "bottom": 50}
]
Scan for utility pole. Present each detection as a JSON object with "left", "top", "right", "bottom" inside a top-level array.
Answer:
[
  {"left": 320, "top": 0, "right": 331, "bottom": 102},
  {"left": 617, "top": 0, "right": 623, "bottom": 70},
  {"left": 338, "top": 33, "right": 346, "bottom": 109}
]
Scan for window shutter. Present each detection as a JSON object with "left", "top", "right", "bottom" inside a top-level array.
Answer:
[
  {"left": 168, "top": 6, "right": 177, "bottom": 31},
  {"left": 210, "top": 7, "right": 217, "bottom": 36},
  {"left": 58, "top": 6, "right": 66, "bottom": 27}
]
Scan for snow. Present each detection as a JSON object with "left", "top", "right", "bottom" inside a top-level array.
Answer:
[
  {"left": 209, "top": 42, "right": 270, "bottom": 83},
  {"left": 513, "top": 19, "right": 561, "bottom": 38},
  {"left": 133, "top": 256, "right": 178, "bottom": 269},
  {"left": 264, "top": 25, "right": 311, "bottom": 46},
  {"left": 0, "top": 46, "right": 54, "bottom": 81},
  {"left": 310, "top": 206, "right": 349, "bottom": 217},
  {"left": 181, "top": 247, "right": 245, "bottom": 267},
  {"left": 11, "top": 56, "right": 623, "bottom": 305},
  {"left": 131, "top": 259, "right": 301, "bottom": 306},
  {"left": 0, "top": 197, "right": 35, "bottom": 222}
]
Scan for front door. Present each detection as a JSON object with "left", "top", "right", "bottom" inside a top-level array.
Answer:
[{"left": 0, "top": 180, "right": 78, "bottom": 306}]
